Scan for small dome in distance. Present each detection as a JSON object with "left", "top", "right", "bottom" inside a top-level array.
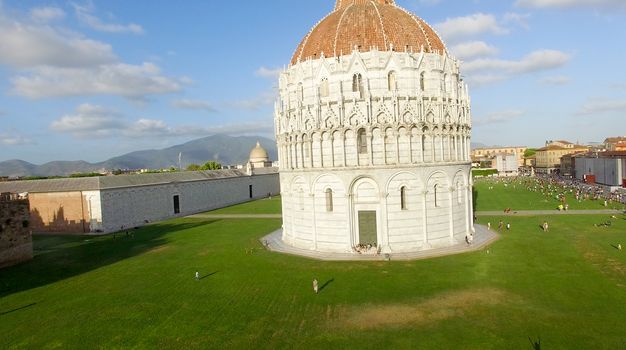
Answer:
[{"left": 249, "top": 141, "right": 269, "bottom": 162}]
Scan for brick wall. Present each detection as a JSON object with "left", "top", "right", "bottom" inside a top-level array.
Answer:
[
  {"left": 0, "top": 193, "right": 33, "bottom": 268},
  {"left": 29, "top": 192, "right": 93, "bottom": 234}
]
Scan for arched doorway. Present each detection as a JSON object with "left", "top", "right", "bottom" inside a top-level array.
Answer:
[{"left": 350, "top": 177, "right": 381, "bottom": 249}]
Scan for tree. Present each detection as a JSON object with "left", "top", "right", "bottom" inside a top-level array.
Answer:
[
  {"left": 524, "top": 148, "right": 537, "bottom": 158},
  {"left": 186, "top": 164, "right": 202, "bottom": 171},
  {"left": 201, "top": 161, "right": 222, "bottom": 170}
]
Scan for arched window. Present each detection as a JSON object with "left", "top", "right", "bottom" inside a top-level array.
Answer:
[
  {"left": 400, "top": 186, "right": 407, "bottom": 210},
  {"left": 420, "top": 72, "right": 425, "bottom": 91},
  {"left": 388, "top": 71, "right": 397, "bottom": 91},
  {"left": 352, "top": 73, "right": 363, "bottom": 94},
  {"left": 320, "top": 78, "right": 329, "bottom": 97},
  {"left": 325, "top": 188, "right": 333, "bottom": 212},
  {"left": 434, "top": 184, "right": 439, "bottom": 207},
  {"left": 298, "top": 83, "right": 304, "bottom": 101},
  {"left": 457, "top": 182, "right": 463, "bottom": 204},
  {"left": 357, "top": 128, "right": 368, "bottom": 154}
]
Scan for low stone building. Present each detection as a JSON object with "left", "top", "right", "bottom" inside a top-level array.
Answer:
[
  {"left": 0, "top": 170, "right": 279, "bottom": 235},
  {"left": 0, "top": 193, "right": 33, "bottom": 268},
  {"left": 492, "top": 153, "right": 518, "bottom": 176},
  {"left": 574, "top": 152, "right": 626, "bottom": 188}
]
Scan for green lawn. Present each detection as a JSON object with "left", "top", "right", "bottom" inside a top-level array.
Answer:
[
  {"left": 1, "top": 198, "right": 626, "bottom": 349},
  {"left": 473, "top": 177, "right": 625, "bottom": 211},
  {"left": 206, "top": 195, "right": 282, "bottom": 214}
]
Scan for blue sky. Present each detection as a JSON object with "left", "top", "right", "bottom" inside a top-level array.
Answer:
[{"left": 1, "top": 0, "right": 625, "bottom": 164}]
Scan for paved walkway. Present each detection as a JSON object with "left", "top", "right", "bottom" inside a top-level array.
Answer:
[
  {"left": 259, "top": 225, "right": 499, "bottom": 261},
  {"left": 475, "top": 209, "right": 623, "bottom": 217}
]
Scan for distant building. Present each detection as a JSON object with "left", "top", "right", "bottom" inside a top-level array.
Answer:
[
  {"left": 471, "top": 146, "right": 527, "bottom": 168},
  {"left": 492, "top": 153, "right": 518, "bottom": 176},
  {"left": 0, "top": 170, "right": 279, "bottom": 235},
  {"left": 605, "top": 137, "right": 626, "bottom": 151},
  {"left": 573, "top": 151, "right": 626, "bottom": 188},
  {"left": 535, "top": 140, "right": 588, "bottom": 174},
  {"left": 0, "top": 193, "right": 33, "bottom": 268}
]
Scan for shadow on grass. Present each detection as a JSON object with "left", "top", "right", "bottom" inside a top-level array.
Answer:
[
  {"left": 199, "top": 271, "right": 219, "bottom": 280},
  {"left": 473, "top": 187, "right": 479, "bottom": 213},
  {"left": 528, "top": 336, "right": 541, "bottom": 350},
  {"left": 319, "top": 278, "right": 335, "bottom": 293},
  {"left": 0, "top": 302, "right": 38, "bottom": 316},
  {"left": 0, "top": 219, "right": 219, "bottom": 298}
]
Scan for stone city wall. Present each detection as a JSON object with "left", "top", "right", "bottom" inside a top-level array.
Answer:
[
  {"left": 28, "top": 191, "right": 102, "bottom": 234},
  {"left": 100, "top": 173, "right": 280, "bottom": 233},
  {"left": 0, "top": 193, "right": 33, "bottom": 268}
]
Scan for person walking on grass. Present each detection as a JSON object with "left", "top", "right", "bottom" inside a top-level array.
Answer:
[
  {"left": 313, "top": 278, "right": 319, "bottom": 294},
  {"left": 506, "top": 222, "right": 511, "bottom": 230},
  {"left": 195, "top": 271, "right": 200, "bottom": 281},
  {"left": 542, "top": 221, "right": 549, "bottom": 232},
  {"left": 487, "top": 222, "right": 491, "bottom": 230},
  {"left": 619, "top": 244, "right": 622, "bottom": 251}
]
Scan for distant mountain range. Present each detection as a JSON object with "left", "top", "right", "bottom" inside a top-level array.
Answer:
[{"left": 0, "top": 135, "right": 278, "bottom": 177}]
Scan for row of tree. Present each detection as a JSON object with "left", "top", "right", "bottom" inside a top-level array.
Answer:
[{"left": 186, "top": 161, "right": 222, "bottom": 171}]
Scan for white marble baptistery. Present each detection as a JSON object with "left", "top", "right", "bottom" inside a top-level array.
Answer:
[{"left": 274, "top": 0, "right": 474, "bottom": 254}]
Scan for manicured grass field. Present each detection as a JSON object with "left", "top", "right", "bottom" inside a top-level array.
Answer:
[
  {"left": 473, "top": 177, "right": 625, "bottom": 211},
  {"left": 1, "top": 198, "right": 626, "bottom": 349},
  {"left": 206, "top": 195, "right": 282, "bottom": 214}
]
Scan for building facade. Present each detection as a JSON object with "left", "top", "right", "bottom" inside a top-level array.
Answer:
[
  {"left": 471, "top": 146, "right": 527, "bottom": 168},
  {"left": 493, "top": 153, "right": 518, "bottom": 176},
  {"left": 535, "top": 140, "right": 588, "bottom": 174},
  {"left": 275, "top": 0, "right": 473, "bottom": 254},
  {"left": 0, "top": 170, "right": 280, "bottom": 234},
  {"left": 605, "top": 137, "right": 626, "bottom": 152},
  {"left": 0, "top": 193, "right": 33, "bottom": 268}
]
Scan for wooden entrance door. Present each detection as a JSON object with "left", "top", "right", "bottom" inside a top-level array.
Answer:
[{"left": 358, "top": 211, "right": 377, "bottom": 245}]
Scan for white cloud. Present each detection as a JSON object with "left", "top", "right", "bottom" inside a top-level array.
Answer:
[
  {"left": 73, "top": 3, "right": 143, "bottom": 34},
  {"left": 255, "top": 66, "right": 283, "bottom": 79},
  {"left": 229, "top": 90, "right": 276, "bottom": 111},
  {"left": 463, "top": 50, "right": 571, "bottom": 85},
  {"left": 51, "top": 104, "right": 273, "bottom": 139},
  {"left": 451, "top": 41, "right": 499, "bottom": 60},
  {"left": 51, "top": 104, "right": 125, "bottom": 137},
  {"left": 30, "top": 6, "right": 66, "bottom": 22},
  {"left": 172, "top": 99, "right": 216, "bottom": 112},
  {"left": 539, "top": 75, "right": 571, "bottom": 85},
  {"left": 0, "top": 133, "right": 33, "bottom": 145},
  {"left": 12, "top": 62, "right": 181, "bottom": 99},
  {"left": 435, "top": 13, "right": 508, "bottom": 42},
  {"left": 502, "top": 12, "right": 531, "bottom": 30},
  {"left": 576, "top": 98, "right": 626, "bottom": 115},
  {"left": 516, "top": 0, "right": 626, "bottom": 10},
  {"left": 0, "top": 15, "right": 116, "bottom": 68},
  {"left": 474, "top": 110, "right": 525, "bottom": 126}
]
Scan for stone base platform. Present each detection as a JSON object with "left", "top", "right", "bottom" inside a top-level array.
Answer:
[{"left": 260, "top": 225, "right": 499, "bottom": 261}]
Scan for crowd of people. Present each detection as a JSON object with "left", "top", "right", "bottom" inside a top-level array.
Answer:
[{"left": 481, "top": 174, "right": 626, "bottom": 210}]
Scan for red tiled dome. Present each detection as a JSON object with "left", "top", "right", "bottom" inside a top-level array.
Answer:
[{"left": 291, "top": 0, "right": 446, "bottom": 65}]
